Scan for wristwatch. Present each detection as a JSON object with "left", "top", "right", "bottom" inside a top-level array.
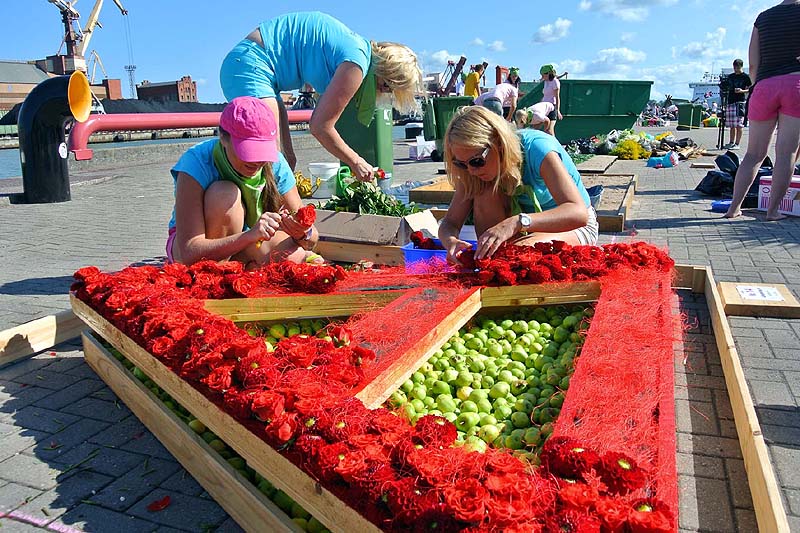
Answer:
[{"left": 518, "top": 213, "right": 532, "bottom": 234}]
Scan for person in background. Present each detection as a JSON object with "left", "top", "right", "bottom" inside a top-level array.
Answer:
[
  {"left": 539, "top": 64, "right": 563, "bottom": 137},
  {"left": 724, "top": 0, "right": 800, "bottom": 221},
  {"left": 514, "top": 101, "right": 556, "bottom": 134},
  {"left": 455, "top": 72, "right": 467, "bottom": 96},
  {"left": 723, "top": 59, "right": 752, "bottom": 150},
  {"left": 503, "top": 67, "right": 522, "bottom": 117},
  {"left": 438, "top": 106, "right": 597, "bottom": 264},
  {"left": 464, "top": 63, "right": 485, "bottom": 99},
  {"left": 168, "top": 97, "right": 321, "bottom": 268},
  {"left": 220, "top": 11, "right": 422, "bottom": 182},
  {"left": 474, "top": 83, "right": 519, "bottom": 121}
]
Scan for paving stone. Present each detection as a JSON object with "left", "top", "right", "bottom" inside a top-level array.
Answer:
[
  {"left": 62, "top": 397, "right": 132, "bottom": 423},
  {"left": 749, "top": 380, "right": 796, "bottom": 408},
  {"left": 0, "top": 428, "right": 49, "bottom": 462},
  {"left": 33, "top": 378, "right": 106, "bottom": 410},
  {"left": 733, "top": 508, "right": 758, "bottom": 533},
  {"left": 785, "top": 488, "right": 800, "bottom": 516},
  {"left": 676, "top": 452, "right": 725, "bottom": 479},
  {"left": 87, "top": 416, "right": 146, "bottom": 448},
  {"left": 63, "top": 361, "right": 103, "bottom": 380},
  {"left": 725, "top": 459, "right": 754, "bottom": 510},
  {"left": 29, "top": 418, "right": 111, "bottom": 462},
  {"left": 159, "top": 468, "right": 205, "bottom": 498},
  {"left": 13, "top": 369, "right": 84, "bottom": 391},
  {"left": 675, "top": 399, "right": 718, "bottom": 435},
  {"left": 678, "top": 475, "right": 735, "bottom": 532},
  {"left": 712, "top": 389, "right": 734, "bottom": 420},
  {"left": 718, "top": 419, "right": 738, "bottom": 439},
  {"left": 766, "top": 329, "right": 800, "bottom": 350},
  {"left": 43, "top": 357, "right": 87, "bottom": 375},
  {"left": 120, "top": 432, "right": 175, "bottom": 461},
  {"left": 127, "top": 489, "right": 227, "bottom": 531},
  {"left": 214, "top": 518, "right": 246, "bottom": 532},
  {"left": 57, "top": 503, "right": 159, "bottom": 533},
  {"left": 0, "top": 359, "right": 55, "bottom": 381},
  {"left": 0, "top": 518, "right": 49, "bottom": 532},
  {"left": 47, "top": 443, "right": 148, "bottom": 479},
  {"left": 3, "top": 406, "right": 80, "bottom": 434},
  {"left": 0, "top": 482, "right": 43, "bottom": 513},
  {"left": 91, "top": 457, "right": 180, "bottom": 512},
  {"left": 772, "top": 446, "right": 800, "bottom": 489},
  {"left": 677, "top": 433, "right": 742, "bottom": 459},
  {"left": 13, "top": 470, "right": 113, "bottom": 525},
  {"left": 0, "top": 381, "right": 55, "bottom": 416},
  {"left": 0, "top": 453, "right": 65, "bottom": 490}
]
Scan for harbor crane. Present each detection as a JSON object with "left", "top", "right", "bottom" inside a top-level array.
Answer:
[{"left": 46, "top": 0, "right": 129, "bottom": 73}]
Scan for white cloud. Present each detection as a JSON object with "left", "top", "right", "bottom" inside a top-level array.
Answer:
[
  {"left": 620, "top": 32, "right": 636, "bottom": 43},
  {"left": 428, "top": 50, "right": 460, "bottom": 66},
  {"left": 556, "top": 47, "right": 646, "bottom": 78},
  {"left": 194, "top": 78, "right": 207, "bottom": 85},
  {"left": 470, "top": 38, "right": 484, "bottom": 46},
  {"left": 581, "top": 0, "right": 678, "bottom": 22},
  {"left": 679, "top": 27, "right": 734, "bottom": 60},
  {"left": 487, "top": 40, "right": 506, "bottom": 52},
  {"left": 596, "top": 47, "right": 646, "bottom": 64},
  {"left": 559, "top": 60, "right": 587, "bottom": 76},
  {"left": 533, "top": 18, "right": 572, "bottom": 44}
]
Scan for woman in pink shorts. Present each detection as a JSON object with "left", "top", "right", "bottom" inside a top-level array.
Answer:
[{"left": 725, "top": 0, "right": 800, "bottom": 220}]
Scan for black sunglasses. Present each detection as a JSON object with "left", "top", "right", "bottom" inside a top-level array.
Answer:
[{"left": 452, "top": 147, "right": 490, "bottom": 170}]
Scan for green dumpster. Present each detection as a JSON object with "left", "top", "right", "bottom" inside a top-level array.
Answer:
[
  {"left": 423, "top": 96, "right": 474, "bottom": 161},
  {"left": 422, "top": 97, "right": 436, "bottom": 142},
  {"left": 335, "top": 98, "right": 394, "bottom": 179},
  {"left": 676, "top": 103, "right": 703, "bottom": 131},
  {"left": 516, "top": 79, "right": 653, "bottom": 143}
]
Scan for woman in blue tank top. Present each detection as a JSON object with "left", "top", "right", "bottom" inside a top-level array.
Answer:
[{"left": 220, "top": 12, "right": 421, "bottom": 182}]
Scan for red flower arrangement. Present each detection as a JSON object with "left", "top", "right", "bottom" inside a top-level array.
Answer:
[
  {"left": 295, "top": 204, "right": 317, "bottom": 227},
  {"left": 71, "top": 241, "right": 678, "bottom": 532}
]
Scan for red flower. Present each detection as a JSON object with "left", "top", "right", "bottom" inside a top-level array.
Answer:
[
  {"left": 541, "top": 437, "right": 600, "bottom": 481},
  {"left": 201, "top": 363, "right": 235, "bottom": 393},
  {"left": 559, "top": 482, "right": 600, "bottom": 510},
  {"left": 316, "top": 442, "right": 350, "bottom": 481},
  {"left": 598, "top": 452, "right": 648, "bottom": 494},
  {"left": 627, "top": 499, "right": 675, "bottom": 533},
  {"left": 374, "top": 168, "right": 387, "bottom": 180},
  {"left": 265, "top": 412, "right": 300, "bottom": 444},
  {"left": 251, "top": 390, "right": 285, "bottom": 422},
  {"left": 443, "top": 478, "right": 488, "bottom": 523},
  {"left": 295, "top": 204, "right": 317, "bottom": 226},
  {"left": 328, "top": 325, "right": 352, "bottom": 347},
  {"left": 334, "top": 449, "right": 378, "bottom": 483},
  {"left": 242, "top": 366, "right": 281, "bottom": 390},
  {"left": 544, "top": 509, "right": 602, "bottom": 533},
  {"left": 223, "top": 387, "right": 254, "bottom": 420},
  {"left": 413, "top": 415, "right": 457, "bottom": 448},
  {"left": 595, "top": 497, "right": 630, "bottom": 533}
]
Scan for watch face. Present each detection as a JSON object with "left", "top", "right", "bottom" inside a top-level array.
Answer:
[{"left": 520, "top": 214, "right": 531, "bottom": 228}]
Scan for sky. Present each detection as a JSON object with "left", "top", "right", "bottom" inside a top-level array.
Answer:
[{"left": 4, "top": 0, "right": 780, "bottom": 103}]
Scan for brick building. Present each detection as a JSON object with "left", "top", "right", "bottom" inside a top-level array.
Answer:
[{"left": 136, "top": 75, "right": 197, "bottom": 103}]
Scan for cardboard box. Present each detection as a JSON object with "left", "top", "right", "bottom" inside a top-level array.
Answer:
[
  {"left": 315, "top": 209, "right": 440, "bottom": 246},
  {"left": 758, "top": 177, "right": 800, "bottom": 217}
]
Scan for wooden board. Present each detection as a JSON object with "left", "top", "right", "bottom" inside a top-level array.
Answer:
[
  {"left": 81, "top": 332, "right": 302, "bottom": 533},
  {"left": 691, "top": 162, "right": 716, "bottom": 169},
  {"left": 0, "top": 310, "right": 84, "bottom": 368},
  {"left": 580, "top": 174, "right": 637, "bottom": 233},
  {"left": 315, "top": 241, "right": 405, "bottom": 266},
  {"left": 481, "top": 282, "right": 601, "bottom": 309},
  {"left": 71, "top": 295, "right": 380, "bottom": 533},
  {"left": 718, "top": 282, "right": 800, "bottom": 319},
  {"left": 575, "top": 155, "right": 618, "bottom": 174},
  {"left": 408, "top": 179, "right": 454, "bottom": 204},
  {"left": 702, "top": 269, "right": 790, "bottom": 533}
]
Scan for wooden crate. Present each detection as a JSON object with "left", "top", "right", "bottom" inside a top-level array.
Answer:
[{"left": 72, "top": 265, "right": 789, "bottom": 533}]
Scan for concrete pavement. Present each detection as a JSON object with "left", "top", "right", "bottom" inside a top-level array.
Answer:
[{"left": 0, "top": 125, "right": 798, "bottom": 531}]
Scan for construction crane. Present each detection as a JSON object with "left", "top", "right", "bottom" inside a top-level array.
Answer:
[
  {"left": 77, "top": 0, "right": 128, "bottom": 57},
  {"left": 86, "top": 49, "right": 107, "bottom": 83},
  {"left": 437, "top": 57, "right": 466, "bottom": 96}
]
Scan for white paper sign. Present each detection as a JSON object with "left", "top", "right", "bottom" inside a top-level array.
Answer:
[{"left": 736, "top": 285, "right": 784, "bottom": 302}]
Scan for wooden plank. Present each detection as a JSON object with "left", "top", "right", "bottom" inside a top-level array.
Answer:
[
  {"left": 576, "top": 155, "right": 617, "bottom": 174},
  {"left": 204, "top": 292, "right": 402, "bottom": 322},
  {"left": 356, "top": 289, "right": 483, "bottom": 409},
  {"left": 672, "top": 264, "right": 707, "bottom": 293},
  {"left": 315, "top": 241, "right": 405, "bottom": 266},
  {"left": 691, "top": 162, "right": 716, "bottom": 169},
  {"left": 704, "top": 268, "right": 790, "bottom": 533},
  {"left": 408, "top": 179, "right": 454, "bottom": 204},
  {"left": 81, "top": 332, "right": 302, "bottom": 533},
  {"left": 581, "top": 174, "right": 636, "bottom": 233},
  {"left": 71, "top": 296, "right": 380, "bottom": 533},
  {"left": 718, "top": 282, "right": 800, "bottom": 319},
  {"left": 0, "top": 310, "right": 84, "bottom": 368},
  {"left": 481, "top": 282, "right": 601, "bottom": 308}
]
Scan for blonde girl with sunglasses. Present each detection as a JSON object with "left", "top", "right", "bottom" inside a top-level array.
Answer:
[{"left": 438, "top": 106, "right": 598, "bottom": 264}]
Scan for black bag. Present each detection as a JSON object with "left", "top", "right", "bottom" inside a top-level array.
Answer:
[
  {"left": 695, "top": 171, "right": 735, "bottom": 196},
  {"left": 714, "top": 151, "right": 739, "bottom": 174}
]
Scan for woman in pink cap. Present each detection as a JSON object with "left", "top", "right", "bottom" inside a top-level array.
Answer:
[{"left": 167, "top": 96, "right": 322, "bottom": 268}]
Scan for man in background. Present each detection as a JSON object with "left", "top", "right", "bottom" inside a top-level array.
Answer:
[{"left": 723, "top": 59, "right": 752, "bottom": 150}]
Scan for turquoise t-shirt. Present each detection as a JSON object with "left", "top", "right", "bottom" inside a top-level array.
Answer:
[
  {"left": 168, "top": 138, "right": 295, "bottom": 229},
  {"left": 518, "top": 129, "right": 590, "bottom": 212},
  {"left": 258, "top": 12, "right": 371, "bottom": 93}
]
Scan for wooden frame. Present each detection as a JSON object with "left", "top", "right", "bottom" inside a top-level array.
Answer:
[
  {"left": 0, "top": 310, "right": 84, "bottom": 368},
  {"left": 72, "top": 265, "right": 789, "bottom": 533},
  {"left": 673, "top": 265, "right": 790, "bottom": 533}
]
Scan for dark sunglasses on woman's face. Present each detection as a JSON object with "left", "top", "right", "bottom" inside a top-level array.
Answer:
[{"left": 452, "top": 147, "right": 490, "bottom": 170}]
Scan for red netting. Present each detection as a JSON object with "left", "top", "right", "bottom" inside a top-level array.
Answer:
[{"left": 552, "top": 266, "right": 679, "bottom": 519}]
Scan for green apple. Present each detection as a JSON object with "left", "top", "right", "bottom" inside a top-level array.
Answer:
[
  {"left": 478, "top": 424, "right": 501, "bottom": 443},
  {"left": 489, "top": 382, "right": 510, "bottom": 399},
  {"left": 455, "top": 412, "right": 481, "bottom": 431}
]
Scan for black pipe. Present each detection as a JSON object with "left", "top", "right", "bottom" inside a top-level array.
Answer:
[{"left": 17, "top": 71, "right": 90, "bottom": 203}]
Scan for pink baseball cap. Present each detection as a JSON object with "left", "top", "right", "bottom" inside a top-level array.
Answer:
[{"left": 219, "top": 96, "right": 279, "bottom": 163}]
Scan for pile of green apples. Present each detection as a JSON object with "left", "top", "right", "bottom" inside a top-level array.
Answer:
[
  {"left": 386, "top": 304, "right": 593, "bottom": 463},
  {"left": 244, "top": 319, "right": 332, "bottom": 351},
  {"left": 103, "top": 339, "right": 329, "bottom": 533}
]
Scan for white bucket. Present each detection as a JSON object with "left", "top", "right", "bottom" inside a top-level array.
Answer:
[{"left": 308, "top": 162, "right": 340, "bottom": 199}]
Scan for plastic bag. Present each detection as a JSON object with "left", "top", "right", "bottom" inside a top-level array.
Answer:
[{"left": 646, "top": 151, "right": 679, "bottom": 168}]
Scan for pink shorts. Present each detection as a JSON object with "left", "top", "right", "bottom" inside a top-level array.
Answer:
[
  {"left": 748, "top": 74, "right": 800, "bottom": 121},
  {"left": 165, "top": 227, "right": 176, "bottom": 263}
]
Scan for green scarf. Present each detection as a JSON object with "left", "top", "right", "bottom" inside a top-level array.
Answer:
[
  {"left": 353, "top": 61, "right": 377, "bottom": 126},
  {"left": 510, "top": 184, "right": 542, "bottom": 216},
  {"left": 212, "top": 140, "right": 266, "bottom": 229}
]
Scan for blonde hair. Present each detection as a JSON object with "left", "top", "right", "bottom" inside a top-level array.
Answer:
[
  {"left": 371, "top": 41, "right": 422, "bottom": 114},
  {"left": 514, "top": 109, "right": 528, "bottom": 128},
  {"left": 444, "top": 106, "right": 522, "bottom": 198}
]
